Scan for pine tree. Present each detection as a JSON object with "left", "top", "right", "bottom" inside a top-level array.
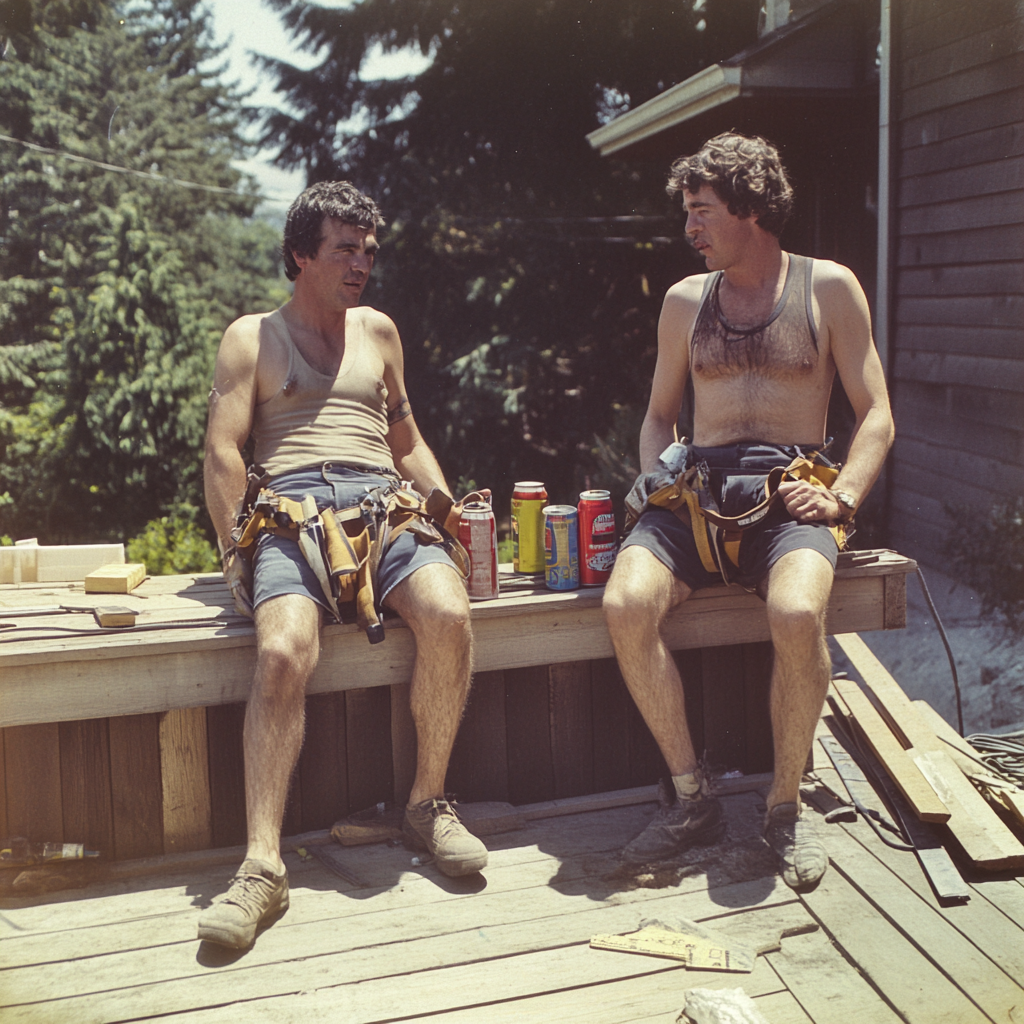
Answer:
[{"left": 0, "top": 0, "right": 287, "bottom": 541}]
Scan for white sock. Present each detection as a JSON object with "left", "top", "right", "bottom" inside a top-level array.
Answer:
[{"left": 672, "top": 770, "right": 704, "bottom": 802}]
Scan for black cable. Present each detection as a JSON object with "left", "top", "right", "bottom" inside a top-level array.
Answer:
[
  {"left": 914, "top": 567, "right": 964, "bottom": 736},
  {"left": 0, "top": 618, "right": 245, "bottom": 642}
]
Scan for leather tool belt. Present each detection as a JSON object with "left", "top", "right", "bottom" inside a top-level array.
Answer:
[
  {"left": 629, "top": 447, "right": 849, "bottom": 587},
  {"left": 231, "top": 465, "right": 472, "bottom": 644}
]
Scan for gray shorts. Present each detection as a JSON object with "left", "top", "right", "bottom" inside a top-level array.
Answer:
[
  {"left": 251, "top": 464, "right": 458, "bottom": 615},
  {"left": 621, "top": 442, "right": 839, "bottom": 591}
]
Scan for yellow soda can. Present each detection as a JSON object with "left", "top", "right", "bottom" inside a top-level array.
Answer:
[{"left": 511, "top": 481, "right": 548, "bottom": 573}]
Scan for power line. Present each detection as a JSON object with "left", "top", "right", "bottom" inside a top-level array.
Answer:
[{"left": 0, "top": 133, "right": 247, "bottom": 197}]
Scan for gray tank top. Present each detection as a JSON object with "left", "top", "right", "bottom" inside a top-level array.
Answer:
[
  {"left": 690, "top": 253, "right": 818, "bottom": 376},
  {"left": 252, "top": 309, "right": 396, "bottom": 477}
]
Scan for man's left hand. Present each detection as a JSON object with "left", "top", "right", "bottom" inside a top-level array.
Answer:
[{"left": 777, "top": 479, "right": 841, "bottom": 524}]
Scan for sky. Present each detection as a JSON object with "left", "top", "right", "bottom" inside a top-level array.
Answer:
[{"left": 206, "top": 0, "right": 431, "bottom": 212}]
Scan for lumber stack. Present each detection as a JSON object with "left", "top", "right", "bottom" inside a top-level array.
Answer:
[{"left": 826, "top": 632, "right": 1024, "bottom": 872}]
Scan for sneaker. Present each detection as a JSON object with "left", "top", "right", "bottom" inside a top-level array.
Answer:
[
  {"left": 762, "top": 802, "right": 828, "bottom": 891},
  {"left": 403, "top": 798, "right": 489, "bottom": 877},
  {"left": 197, "top": 858, "right": 289, "bottom": 949},
  {"left": 622, "top": 777, "right": 725, "bottom": 864}
]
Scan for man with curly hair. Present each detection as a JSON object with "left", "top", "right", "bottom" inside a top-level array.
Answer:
[{"left": 603, "top": 133, "right": 894, "bottom": 890}]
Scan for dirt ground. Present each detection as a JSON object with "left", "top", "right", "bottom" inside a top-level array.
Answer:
[{"left": 830, "top": 563, "right": 1024, "bottom": 737}]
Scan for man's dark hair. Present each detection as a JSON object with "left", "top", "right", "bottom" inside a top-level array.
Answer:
[
  {"left": 666, "top": 133, "right": 794, "bottom": 237},
  {"left": 281, "top": 181, "right": 385, "bottom": 281}
]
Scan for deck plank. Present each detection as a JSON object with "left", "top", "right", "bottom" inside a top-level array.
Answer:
[
  {"left": 798, "top": 856, "right": 990, "bottom": 1024},
  {"left": 766, "top": 926, "right": 903, "bottom": 1024}
]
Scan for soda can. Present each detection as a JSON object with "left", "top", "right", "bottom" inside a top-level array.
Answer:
[
  {"left": 459, "top": 501, "right": 500, "bottom": 601},
  {"left": 578, "top": 489, "right": 618, "bottom": 586},
  {"left": 511, "top": 481, "right": 548, "bottom": 574},
  {"left": 543, "top": 504, "right": 579, "bottom": 591}
]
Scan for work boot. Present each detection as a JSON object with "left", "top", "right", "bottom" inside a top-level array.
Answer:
[
  {"left": 403, "top": 798, "right": 489, "bottom": 877},
  {"left": 197, "top": 858, "right": 289, "bottom": 949},
  {"left": 622, "top": 776, "right": 725, "bottom": 864},
  {"left": 762, "top": 802, "right": 828, "bottom": 891}
]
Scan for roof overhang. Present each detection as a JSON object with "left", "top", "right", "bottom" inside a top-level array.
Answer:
[{"left": 587, "top": 0, "right": 876, "bottom": 159}]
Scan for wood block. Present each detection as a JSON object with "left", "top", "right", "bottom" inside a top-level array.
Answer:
[
  {"left": 832, "top": 678, "right": 949, "bottom": 822},
  {"left": 93, "top": 605, "right": 137, "bottom": 627},
  {"left": 702, "top": 644, "right": 747, "bottom": 773},
  {"left": 36, "top": 544, "right": 125, "bottom": 583},
  {"left": 912, "top": 748, "right": 1024, "bottom": 871},
  {"left": 84, "top": 563, "right": 146, "bottom": 594},
  {"left": 742, "top": 641, "right": 774, "bottom": 774},
  {"left": 158, "top": 707, "right": 212, "bottom": 854}
]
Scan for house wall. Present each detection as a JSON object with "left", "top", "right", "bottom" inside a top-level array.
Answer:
[{"left": 888, "top": 0, "right": 1024, "bottom": 564}]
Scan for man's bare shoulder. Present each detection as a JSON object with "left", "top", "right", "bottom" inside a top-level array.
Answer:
[
  {"left": 665, "top": 272, "right": 712, "bottom": 305},
  {"left": 221, "top": 311, "right": 276, "bottom": 349},
  {"left": 807, "top": 258, "right": 864, "bottom": 298}
]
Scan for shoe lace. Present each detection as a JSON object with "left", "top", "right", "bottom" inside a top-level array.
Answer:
[
  {"left": 221, "top": 871, "right": 275, "bottom": 914},
  {"left": 427, "top": 799, "right": 463, "bottom": 838}
]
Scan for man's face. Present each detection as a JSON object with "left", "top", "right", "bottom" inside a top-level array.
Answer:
[
  {"left": 296, "top": 217, "right": 379, "bottom": 306},
  {"left": 682, "top": 185, "right": 753, "bottom": 271}
]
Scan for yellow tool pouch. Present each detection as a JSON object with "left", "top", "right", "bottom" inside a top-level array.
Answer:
[
  {"left": 231, "top": 479, "right": 470, "bottom": 644},
  {"left": 646, "top": 454, "right": 848, "bottom": 585}
]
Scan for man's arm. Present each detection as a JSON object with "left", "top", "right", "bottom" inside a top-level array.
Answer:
[
  {"left": 372, "top": 313, "right": 452, "bottom": 496},
  {"left": 780, "top": 263, "right": 894, "bottom": 523},
  {"left": 204, "top": 318, "right": 260, "bottom": 550},
  {"left": 638, "top": 278, "right": 703, "bottom": 471}
]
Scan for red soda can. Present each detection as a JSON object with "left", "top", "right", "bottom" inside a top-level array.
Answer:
[
  {"left": 578, "top": 489, "right": 618, "bottom": 586},
  {"left": 459, "top": 501, "right": 500, "bottom": 600}
]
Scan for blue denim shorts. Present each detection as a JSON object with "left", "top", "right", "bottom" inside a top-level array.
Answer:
[
  {"left": 251, "top": 463, "right": 458, "bottom": 615},
  {"left": 621, "top": 442, "right": 839, "bottom": 591}
]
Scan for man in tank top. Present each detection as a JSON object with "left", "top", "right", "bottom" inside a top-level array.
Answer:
[
  {"left": 603, "top": 134, "right": 894, "bottom": 891},
  {"left": 200, "top": 182, "right": 487, "bottom": 949}
]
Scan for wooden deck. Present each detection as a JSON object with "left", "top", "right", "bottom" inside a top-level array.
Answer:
[{"left": 2, "top": 781, "right": 1022, "bottom": 1024}]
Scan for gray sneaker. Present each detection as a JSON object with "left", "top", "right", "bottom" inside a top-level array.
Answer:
[
  {"left": 622, "top": 777, "right": 725, "bottom": 864},
  {"left": 762, "top": 802, "right": 828, "bottom": 891},
  {"left": 403, "top": 798, "right": 489, "bottom": 877},
  {"left": 197, "top": 858, "right": 289, "bottom": 948}
]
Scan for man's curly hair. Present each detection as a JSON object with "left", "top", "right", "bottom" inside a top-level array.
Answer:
[
  {"left": 281, "top": 181, "right": 385, "bottom": 282},
  {"left": 666, "top": 133, "right": 794, "bottom": 237}
]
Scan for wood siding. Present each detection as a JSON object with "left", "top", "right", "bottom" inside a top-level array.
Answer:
[{"left": 890, "top": 0, "right": 1024, "bottom": 563}]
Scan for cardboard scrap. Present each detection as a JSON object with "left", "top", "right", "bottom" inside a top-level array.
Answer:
[{"left": 591, "top": 917, "right": 755, "bottom": 972}]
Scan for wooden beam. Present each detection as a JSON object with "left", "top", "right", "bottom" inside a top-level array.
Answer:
[
  {"left": 158, "top": 707, "right": 212, "bottom": 854},
  {"left": 0, "top": 555, "right": 915, "bottom": 727},
  {"left": 831, "top": 678, "right": 949, "bottom": 822},
  {"left": 834, "top": 633, "right": 1024, "bottom": 870}
]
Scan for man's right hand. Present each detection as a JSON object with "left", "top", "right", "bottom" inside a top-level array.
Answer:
[{"left": 221, "top": 546, "right": 254, "bottom": 618}]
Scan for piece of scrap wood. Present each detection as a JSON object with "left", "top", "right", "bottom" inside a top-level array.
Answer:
[
  {"left": 331, "top": 799, "right": 524, "bottom": 848},
  {"left": 834, "top": 633, "right": 1024, "bottom": 871},
  {"left": 591, "top": 917, "right": 756, "bottom": 972},
  {"left": 832, "top": 678, "right": 949, "bottom": 822},
  {"left": 84, "top": 562, "right": 146, "bottom": 594},
  {"left": 914, "top": 700, "right": 1024, "bottom": 831}
]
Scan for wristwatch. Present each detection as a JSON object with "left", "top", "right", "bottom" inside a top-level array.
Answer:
[{"left": 831, "top": 489, "right": 857, "bottom": 522}]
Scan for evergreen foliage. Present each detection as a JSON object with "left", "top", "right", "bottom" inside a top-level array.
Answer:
[
  {"left": 261, "top": 0, "right": 758, "bottom": 506},
  {"left": 0, "top": 0, "right": 288, "bottom": 543}
]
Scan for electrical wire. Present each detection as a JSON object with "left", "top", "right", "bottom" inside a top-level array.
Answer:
[
  {"left": 964, "top": 730, "right": 1024, "bottom": 788},
  {"left": 915, "top": 567, "right": 964, "bottom": 736},
  {"left": 0, "top": 132, "right": 246, "bottom": 196}
]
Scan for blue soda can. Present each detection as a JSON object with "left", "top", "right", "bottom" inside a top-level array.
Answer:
[{"left": 544, "top": 504, "right": 580, "bottom": 591}]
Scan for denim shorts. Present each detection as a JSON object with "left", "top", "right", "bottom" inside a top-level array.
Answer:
[
  {"left": 621, "top": 442, "right": 839, "bottom": 591},
  {"left": 251, "top": 463, "right": 458, "bottom": 615}
]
